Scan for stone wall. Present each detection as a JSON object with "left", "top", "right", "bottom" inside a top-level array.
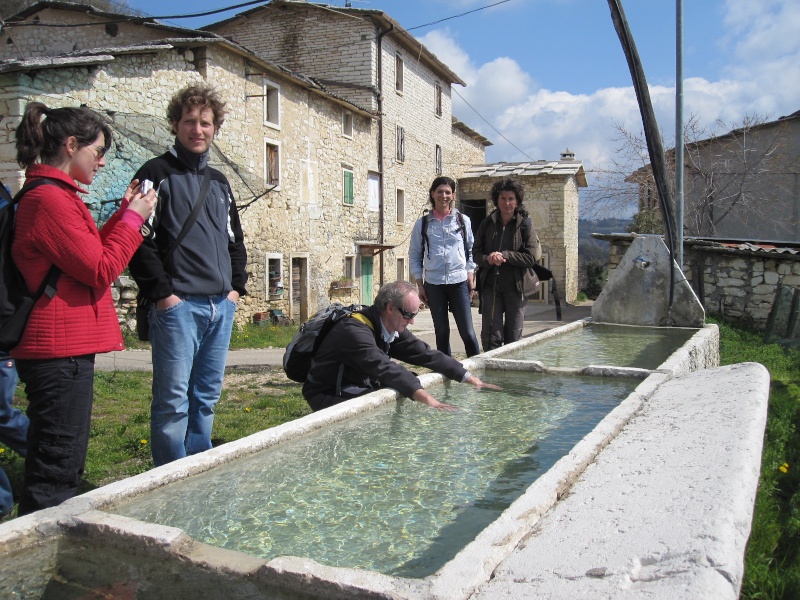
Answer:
[
  {"left": 600, "top": 234, "right": 796, "bottom": 331},
  {"left": 0, "top": 8, "right": 173, "bottom": 60},
  {"left": 0, "top": 42, "right": 381, "bottom": 327}
]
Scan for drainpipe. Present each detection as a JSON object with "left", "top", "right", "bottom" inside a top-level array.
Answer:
[{"left": 375, "top": 24, "right": 393, "bottom": 287}]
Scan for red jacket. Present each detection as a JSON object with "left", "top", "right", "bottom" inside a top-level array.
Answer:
[{"left": 11, "top": 165, "right": 143, "bottom": 359}]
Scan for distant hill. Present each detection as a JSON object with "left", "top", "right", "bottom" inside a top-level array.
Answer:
[
  {"left": 579, "top": 218, "right": 631, "bottom": 241},
  {"left": 578, "top": 218, "right": 630, "bottom": 266}
]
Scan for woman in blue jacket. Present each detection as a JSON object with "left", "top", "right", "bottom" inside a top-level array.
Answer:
[{"left": 409, "top": 177, "right": 480, "bottom": 357}]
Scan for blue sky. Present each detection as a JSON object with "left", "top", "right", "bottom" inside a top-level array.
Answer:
[{"left": 123, "top": 0, "right": 800, "bottom": 197}]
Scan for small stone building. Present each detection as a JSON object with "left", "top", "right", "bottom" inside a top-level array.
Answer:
[{"left": 457, "top": 154, "right": 588, "bottom": 303}]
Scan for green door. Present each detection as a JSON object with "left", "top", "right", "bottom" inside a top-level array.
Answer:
[{"left": 361, "top": 255, "right": 373, "bottom": 305}]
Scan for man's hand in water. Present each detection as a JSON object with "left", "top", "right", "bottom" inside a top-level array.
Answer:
[
  {"left": 412, "top": 389, "right": 458, "bottom": 412},
  {"left": 465, "top": 375, "right": 502, "bottom": 391}
]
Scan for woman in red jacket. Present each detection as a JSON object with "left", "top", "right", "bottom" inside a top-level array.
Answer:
[{"left": 11, "top": 102, "right": 156, "bottom": 515}]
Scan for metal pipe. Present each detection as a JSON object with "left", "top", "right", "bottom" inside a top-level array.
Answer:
[{"left": 676, "top": 0, "right": 685, "bottom": 268}]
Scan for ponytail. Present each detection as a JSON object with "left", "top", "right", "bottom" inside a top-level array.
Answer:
[{"left": 16, "top": 102, "right": 112, "bottom": 168}]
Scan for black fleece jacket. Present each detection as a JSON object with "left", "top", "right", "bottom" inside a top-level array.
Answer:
[
  {"left": 129, "top": 141, "right": 248, "bottom": 301},
  {"left": 303, "top": 304, "right": 468, "bottom": 403}
]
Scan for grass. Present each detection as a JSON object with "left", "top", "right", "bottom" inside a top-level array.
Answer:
[
  {"left": 2, "top": 318, "right": 799, "bottom": 599},
  {"left": 712, "top": 318, "right": 800, "bottom": 599},
  {"left": 120, "top": 321, "right": 298, "bottom": 351},
  {"left": 1, "top": 366, "right": 309, "bottom": 519}
]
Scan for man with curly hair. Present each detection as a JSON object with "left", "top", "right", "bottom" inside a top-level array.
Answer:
[{"left": 129, "top": 85, "right": 248, "bottom": 466}]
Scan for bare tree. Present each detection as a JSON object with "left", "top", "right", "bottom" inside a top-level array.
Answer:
[{"left": 585, "top": 112, "right": 800, "bottom": 239}]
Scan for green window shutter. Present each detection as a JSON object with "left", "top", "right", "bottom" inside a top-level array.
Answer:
[{"left": 343, "top": 169, "right": 354, "bottom": 205}]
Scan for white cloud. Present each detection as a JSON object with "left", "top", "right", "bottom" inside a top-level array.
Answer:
[{"left": 422, "top": 0, "right": 799, "bottom": 178}]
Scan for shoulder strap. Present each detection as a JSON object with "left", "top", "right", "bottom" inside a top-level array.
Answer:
[
  {"left": 164, "top": 166, "right": 211, "bottom": 262},
  {"left": 420, "top": 213, "right": 429, "bottom": 259},
  {"left": 456, "top": 211, "right": 470, "bottom": 263},
  {"left": 350, "top": 312, "right": 375, "bottom": 330},
  {"left": 12, "top": 179, "right": 64, "bottom": 299}
]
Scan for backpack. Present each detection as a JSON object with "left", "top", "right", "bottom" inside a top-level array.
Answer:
[
  {"left": 420, "top": 210, "right": 471, "bottom": 263},
  {"left": 519, "top": 218, "right": 562, "bottom": 321},
  {"left": 0, "top": 179, "right": 63, "bottom": 351},
  {"left": 283, "top": 303, "right": 368, "bottom": 383}
]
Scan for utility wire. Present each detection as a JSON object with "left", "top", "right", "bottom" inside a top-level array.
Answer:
[
  {"left": 405, "top": 0, "right": 513, "bottom": 32},
  {"left": 451, "top": 87, "right": 537, "bottom": 162}
]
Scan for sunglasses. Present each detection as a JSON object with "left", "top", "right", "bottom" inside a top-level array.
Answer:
[
  {"left": 89, "top": 144, "right": 108, "bottom": 160},
  {"left": 396, "top": 305, "right": 418, "bottom": 320}
]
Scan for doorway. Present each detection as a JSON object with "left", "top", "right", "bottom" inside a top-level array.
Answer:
[
  {"left": 360, "top": 255, "right": 374, "bottom": 305},
  {"left": 291, "top": 257, "right": 308, "bottom": 321}
]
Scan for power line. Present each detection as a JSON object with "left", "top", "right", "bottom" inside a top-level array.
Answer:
[
  {"left": 451, "top": 87, "right": 536, "bottom": 162},
  {"left": 405, "top": 0, "right": 514, "bottom": 32}
]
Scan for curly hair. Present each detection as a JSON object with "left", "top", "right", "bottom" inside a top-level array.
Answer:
[
  {"left": 166, "top": 84, "right": 227, "bottom": 133},
  {"left": 16, "top": 102, "right": 112, "bottom": 169},
  {"left": 490, "top": 178, "right": 525, "bottom": 208}
]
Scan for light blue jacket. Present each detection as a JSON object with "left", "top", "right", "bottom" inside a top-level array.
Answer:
[{"left": 409, "top": 209, "right": 476, "bottom": 285}]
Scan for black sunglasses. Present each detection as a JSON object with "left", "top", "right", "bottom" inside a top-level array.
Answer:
[{"left": 395, "top": 305, "right": 418, "bottom": 320}]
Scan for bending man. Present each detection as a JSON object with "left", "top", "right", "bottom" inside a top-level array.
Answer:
[{"left": 303, "top": 281, "right": 496, "bottom": 412}]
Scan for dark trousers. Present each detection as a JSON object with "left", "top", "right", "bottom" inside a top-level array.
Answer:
[
  {"left": 480, "top": 290, "right": 527, "bottom": 352},
  {"left": 15, "top": 354, "right": 95, "bottom": 515},
  {"left": 424, "top": 281, "right": 481, "bottom": 357}
]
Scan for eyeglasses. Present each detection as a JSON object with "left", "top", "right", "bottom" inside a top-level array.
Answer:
[
  {"left": 395, "top": 305, "right": 418, "bottom": 320},
  {"left": 88, "top": 144, "right": 108, "bottom": 160}
]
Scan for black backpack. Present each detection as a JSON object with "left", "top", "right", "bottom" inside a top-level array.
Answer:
[
  {"left": 283, "top": 303, "right": 367, "bottom": 383},
  {"left": 0, "top": 179, "right": 62, "bottom": 351}
]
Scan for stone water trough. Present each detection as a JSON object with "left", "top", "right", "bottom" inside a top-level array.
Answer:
[{"left": 0, "top": 311, "right": 769, "bottom": 599}]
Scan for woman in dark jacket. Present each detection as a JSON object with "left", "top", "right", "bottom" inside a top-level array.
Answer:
[{"left": 473, "top": 178, "right": 541, "bottom": 351}]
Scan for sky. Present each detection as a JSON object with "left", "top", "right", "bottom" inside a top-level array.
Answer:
[{"left": 120, "top": 0, "right": 800, "bottom": 212}]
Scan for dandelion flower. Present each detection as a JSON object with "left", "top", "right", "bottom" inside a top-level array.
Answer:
[
  {"left": 140, "top": 439, "right": 148, "bottom": 445},
  {"left": 245, "top": 407, "right": 251, "bottom": 413},
  {"left": 779, "top": 462, "right": 789, "bottom": 473}
]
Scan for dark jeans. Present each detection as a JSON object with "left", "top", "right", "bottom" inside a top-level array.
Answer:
[
  {"left": 424, "top": 281, "right": 481, "bottom": 357},
  {"left": 15, "top": 354, "right": 95, "bottom": 515},
  {"left": 1, "top": 353, "right": 28, "bottom": 515},
  {"left": 480, "top": 290, "right": 527, "bottom": 352}
]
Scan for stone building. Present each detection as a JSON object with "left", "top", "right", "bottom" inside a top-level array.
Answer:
[
  {"left": 629, "top": 110, "right": 800, "bottom": 241},
  {"left": 205, "top": 0, "right": 490, "bottom": 300},
  {"left": 457, "top": 153, "right": 588, "bottom": 303},
  {"left": 0, "top": 0, "right": 490, "bottom": 325}
]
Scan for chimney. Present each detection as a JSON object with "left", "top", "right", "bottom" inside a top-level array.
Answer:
[{"left": 560, "top": 148, "right": 575, "bottom": 161}]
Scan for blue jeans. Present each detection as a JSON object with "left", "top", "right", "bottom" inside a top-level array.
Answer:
[
  {"left": 1, "top": 354, "right": 28, "bottom": 516},
  {"left": 149, "top": 295, "right": 236, "bottom": 467},
  {"left": 424, "top": 281, "right": 481, "bottom": 357}
]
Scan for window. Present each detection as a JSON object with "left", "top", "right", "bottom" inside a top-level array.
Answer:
[
  {"left": 265, "top": 140, "right": 280, "bottom": 187},
  {"left": 343, "top": 167, "right": 354, "bottom": 206},
  {"left": 368, "top": 172, "right": 380, "bottom": 212},
  {"left": 265, "top": 253, "right": 283, "bottom": 298},
  {"left": 435, "top": 144, "right": 442, "bottom": 176},
  {"left": 396, "top": 188, "right": 405, "bottom": 224},
  {"left": 263, "top": 79, "right": 280, "bottom": 128},
  {"left": 342, "top": 111, "right": 353, "bottom": 138},
  {"left": 434, "top": 83, "right": 442, "bottom": 117},
  {"left": 395, "top": 54, "right": 404, "bottom": 93},
  {"left": 396, "top": 258, "right": 405, "bottom": 282},
  {"left": 396, "top": 125, "right": 405, "bottom": 163},
  {"left": 344, "top": 256, "right": 355, "bottom": 280}
]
